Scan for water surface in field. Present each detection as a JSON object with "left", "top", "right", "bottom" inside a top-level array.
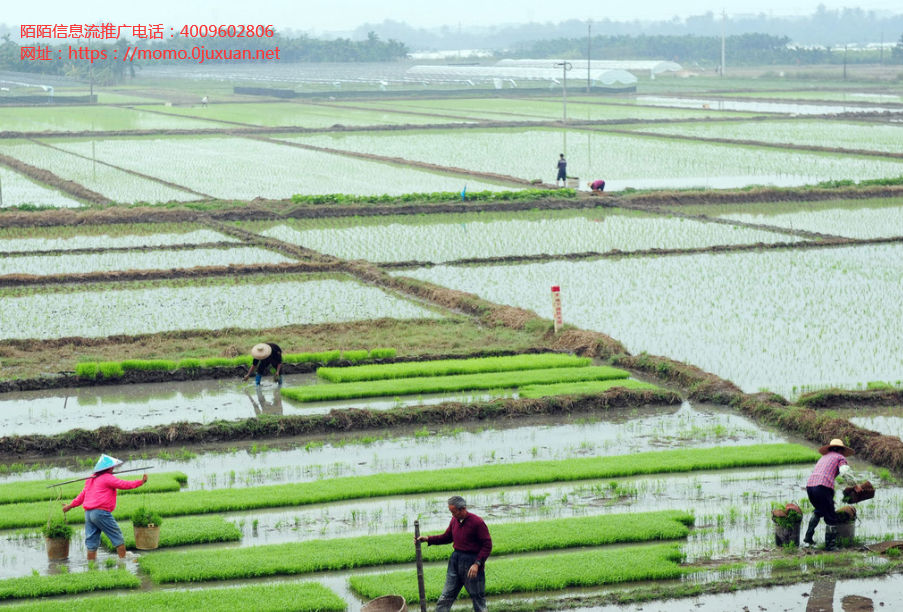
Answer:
[
  {"left": 252, "top": 208, "right": 800, "bottom": 263},
  {"left": 637, "top": 96, "right": 903, "bottom": 115}
]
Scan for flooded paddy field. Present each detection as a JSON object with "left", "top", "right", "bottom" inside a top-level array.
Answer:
[
  {"left": 0, "top": 167, "right": 82, "bottom": 209},
  {"left": 2, "top": 140, "right": 200, "bottom": 204},
  {"left": 33, "top": 136, "right": 514, "bottom": 200},
  {"left": 832, "top": 406, "right": 903, "bottom": 441},
  {"left": 243, "top": 208, "right": 802, "bottom": 264},
  {"left": 633, "top": 119, "right": 903, "bottom": 154},
  {"left": 0, "top": 274, "right": 441, "bottom": 340},
  {"left": 329, "top": 98, "right": 751, "bottom": 122},
  {"left": 636, "top": 95, "right": 903, "bottom": 115},
  {"left": 722, "top": 90, "right": 903, "bottom": 104},
  {"left": 0, "top": 105, "right": 216, "bottom": 133},
  {"left": 286, "top": 128, "right": 903, "bottom": 192},
  {"left": 0, "top": 246, "right": 292, "bottom": 277},
  {"left": 0, "top": 224, "right": 237, "bottom": 253},
  {"left": 141, "top": 102, "right": 471, "bottom": 128},
  {"left": 397, "top": 243, "right": 903, "bottom": 397},
  {"left": 667, "top": 198, "right": 903, "bottom": 240}
]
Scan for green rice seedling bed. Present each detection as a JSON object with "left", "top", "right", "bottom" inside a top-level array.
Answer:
[
  {"left": 0, "top": 444, "right": 816, "bottom": 529},
  {"left": 283, "top": 366, "right": 628, "bottom": 402},
  {"left": 518, "top": 379, "right": 662, "bottom": 398},
  {"left": 317, "top": 353, "right": 589, "bottom": 383},
  {"left": 0, "top": 569, "right": 139, "bottom": 602},
  {"left": 1, "top": 581, "right": 345, "bottom": 612},
  {"left": 101, "top": 515, "right": 241, "bottom": 551},
  {"left": 351, "top": 543, "right": 686, "bottom": 602},
  {"left": 0, "top": 472, "right": 186, "bottom": 505},
  {"left": 138, "top": 510, "right": 692, "bottom": 583}
]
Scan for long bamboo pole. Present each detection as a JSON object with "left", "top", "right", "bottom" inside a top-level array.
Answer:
[
  {"left": 45, "top": 467, "right": 154, "bottom": 488},
  {"left": 414, "top": 520, "right": 427, "bottom": 612}
]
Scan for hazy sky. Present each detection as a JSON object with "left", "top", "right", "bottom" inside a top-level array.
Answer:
[{"left": 7, "top": 0, "right": 902, "bottom": 31}]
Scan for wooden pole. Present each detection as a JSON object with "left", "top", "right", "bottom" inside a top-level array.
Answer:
[
  {"left": 414, "top": 520, "right": 427, "bottom": 612},
  {"left": 45, "top": 467, "right": 154, "bottom": 488}
]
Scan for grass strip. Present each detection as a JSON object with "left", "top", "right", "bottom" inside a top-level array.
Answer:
[
  {"left": 138, "top": 510, "right": 692, "bottom": 584},
  {"left": 289, "top": 189, "right": 576, "bottom": 204},
  {"left": 351, "top": 544, "right": 686, "bottom": 603},
  {"left": 0, "top": 569, "right": 139, "bottom": 602},
  {"left": 74, "top": 348, "right": 393, "bottom": 378},
  {"left": 101, "top": 515, "right": 241, "bottom": 551},
  {"left": 518, "top": 379, "right": 661, "bottom": 398},
  {"left": 284, "top": 366, "right": 628, "bottom": 403},
  {"left": 0, "top": 472, "right": 186, "bottom": 505},
  {"left": 0, "top": 445, "right": 816, "bottom": 529},
  {"left": 317, "top": 354, "right": 589, "bottom": 383},
  {"left": 0, "top": 581, "right": 345, "bottom": 612}
]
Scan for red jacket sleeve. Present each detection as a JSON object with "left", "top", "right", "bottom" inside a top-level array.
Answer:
[
  {"left": 427, "top": 519, "right": 454, "bottom": 546},
  {"left": 69, "top": 483, "right": 88, "bottom": 508},
  {"left": 107, "top": 476, "right": 145, "bottom": 490},
  {"left": 475, "top": 521, "right": 492, "bottom": 565}
]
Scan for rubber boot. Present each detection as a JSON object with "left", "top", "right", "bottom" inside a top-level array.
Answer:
[
  {"left": 803, "top": 516, "right": 819, "bottom": 547},
  {"left": 824, "top": 525, "right": 838, "bottom": 551}
]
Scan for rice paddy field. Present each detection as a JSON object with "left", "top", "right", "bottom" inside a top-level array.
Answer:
[
  {"left": 286, "top": 128, "right": 903, "bottom": 191},
  {"left": 2, "top": 72, "right": 903, "bottom": 612}
]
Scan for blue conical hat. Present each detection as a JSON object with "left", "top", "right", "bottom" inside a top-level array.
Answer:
[{"left": 92, "top": 454, "right": 124, "bottom": 473}]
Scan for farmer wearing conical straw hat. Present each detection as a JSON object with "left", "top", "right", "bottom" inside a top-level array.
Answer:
[
  {"left": 803, "top": 439, "right": 860, "bottom": 551},
  {"left": 243, "top": 342, "right": 283, "bottom": 386},
  {"left": 62, "top": 454, "right": 147, "bottom": 562}
]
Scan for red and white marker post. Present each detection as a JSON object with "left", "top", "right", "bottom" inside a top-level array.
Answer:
[{"left": 551, "top": 285, "right": 563, "bottom": 333}]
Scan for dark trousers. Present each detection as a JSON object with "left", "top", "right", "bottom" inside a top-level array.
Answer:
[
  {"left": 436, "top": 550, "right": 486, "bottom": 612},
  {"left": 807, "top": 485, "right": 840, "bottom": 526}
]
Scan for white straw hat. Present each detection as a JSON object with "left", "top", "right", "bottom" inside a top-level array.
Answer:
[
  {"left": 818, "top": 438, "right": 855, "bottom": 457},
  {"left": 251, "top": 343, "right": 272, "bottom": 360}
]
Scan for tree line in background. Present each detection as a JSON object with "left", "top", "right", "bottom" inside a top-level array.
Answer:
[
  {"left": 0, "top": 30, "right": 408, "bottom": 83},
  {"left": 514, "top": 33, "right": 903, "bottom": 67},
  {"left": 357, "top": 8, "right": 903, "bottom": 50}
]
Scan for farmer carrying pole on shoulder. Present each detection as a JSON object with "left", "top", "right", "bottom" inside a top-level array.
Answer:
[
  {"left": 804, "top": 438, "right": 860, "bottom": 551},
  {"left": 415, "top": 495, "right": 492, "bottom": 612},
  {"left": 243, "top": 342, "right": 283, "bottom": 386},
  {"left": 62, "top": 454, "right": 147, "bottom": 562}
]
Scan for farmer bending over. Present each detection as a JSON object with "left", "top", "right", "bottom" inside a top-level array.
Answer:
[
  {"left": 415, "top": 495, "right": 492, "bottom": 612},
  {"left": 587, "top": 179, "right": 606, "bottom": 193},
  {"left": 804, "top": 438, "right": 860, "bottom": 551},
  {"left": 62, "top": 454, "right": 146, "bottom": 562},
  {"left": 243, "top": 342, "right": 283, "bottom": 386}
]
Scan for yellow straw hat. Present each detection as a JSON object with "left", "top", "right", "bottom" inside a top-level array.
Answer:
[
  {"left": 251, "top": 343, "right": 272, "bottom": 360},
  {"left": 818, "top": 438, "right": 854, "bottom": 457}
]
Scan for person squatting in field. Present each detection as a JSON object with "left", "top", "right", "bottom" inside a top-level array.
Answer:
[
  {"left": 62, "top": 454, "right": 147, "bottom": 562},
  {"left": 804, "top": 438, "right": 861, "bottom": 551},
  {"left": 416, "top": 495, "right": 493, "bottom": 612},
  {"left": 243, "top": 342, "right": 284, "bottom": 386}
]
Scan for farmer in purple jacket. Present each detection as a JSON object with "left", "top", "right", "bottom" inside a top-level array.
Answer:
[{"left": 416, "top": 495, "right": 493, "bottom": 612}]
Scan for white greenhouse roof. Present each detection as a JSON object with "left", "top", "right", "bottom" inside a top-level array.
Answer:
[
  {"left": 496, "top": 59, "right": 683, "bottom": 74},
  {"left": 405, "top": 65, "right": 637, "bottom": 85}
]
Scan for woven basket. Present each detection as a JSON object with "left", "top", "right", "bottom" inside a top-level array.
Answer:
[{"left": 361, "top": 595, "right": 407, "bottom": 612}]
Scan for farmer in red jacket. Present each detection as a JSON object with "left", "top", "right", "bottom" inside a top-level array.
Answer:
[
  {"left": 416, "top": 495, "right": 492, "bottom": 612},
  {"left": 62, "top": 454, "right": 147, "bottom": 561}
]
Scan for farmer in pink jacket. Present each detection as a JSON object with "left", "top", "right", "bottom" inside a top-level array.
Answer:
[{"left": 62, "top": 454, "right": 147, "bottom": 561}]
